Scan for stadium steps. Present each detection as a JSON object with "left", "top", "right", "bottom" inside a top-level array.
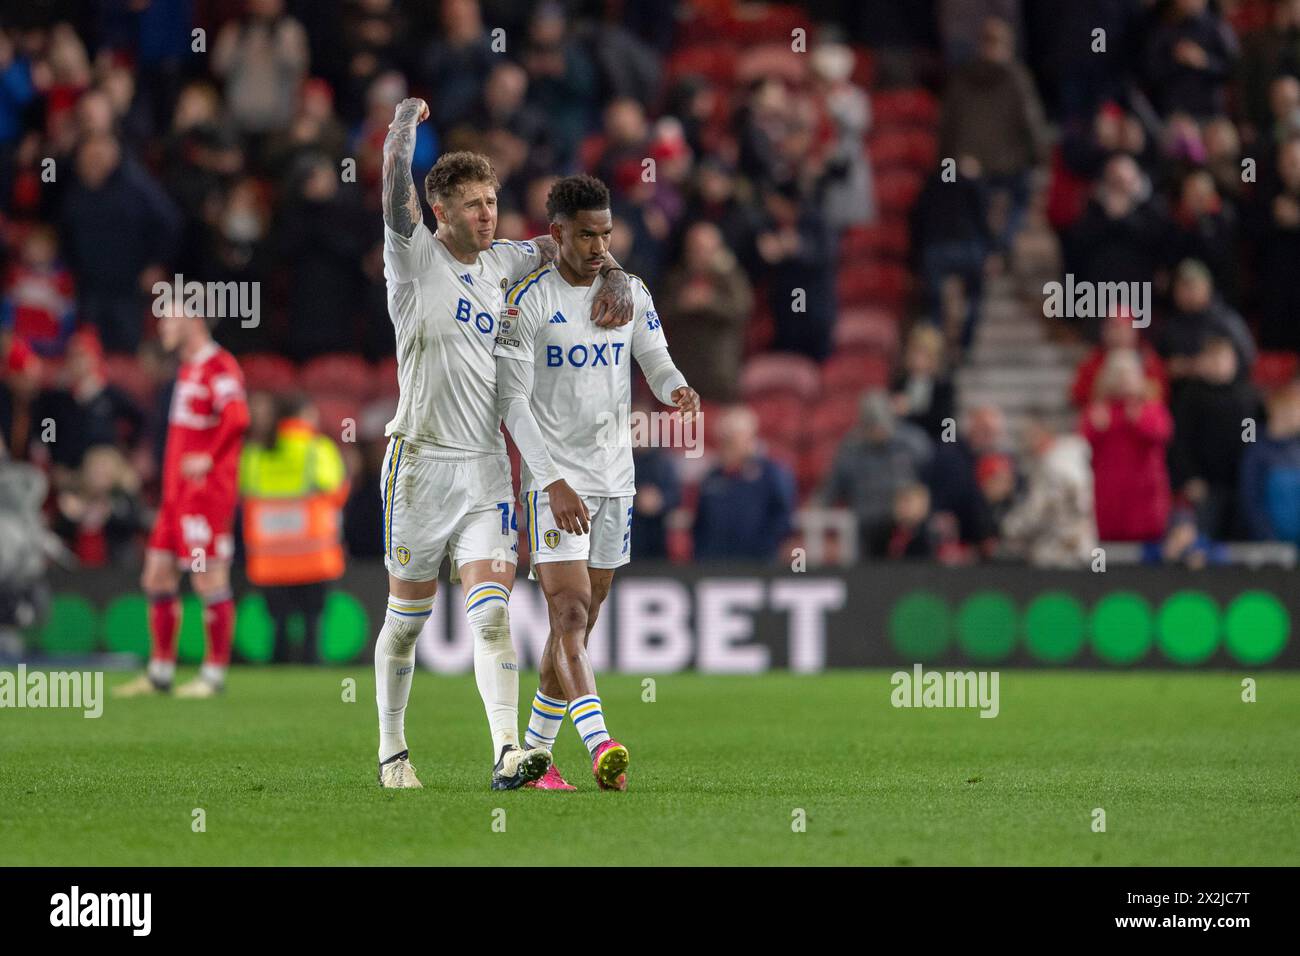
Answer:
[{"left": 956, "top": 205, "right": 1080, "bottom": 437}]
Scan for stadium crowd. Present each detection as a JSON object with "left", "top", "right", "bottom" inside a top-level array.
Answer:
[{"left": 0, "top": 0, "right": 1299, "bottom": 578}]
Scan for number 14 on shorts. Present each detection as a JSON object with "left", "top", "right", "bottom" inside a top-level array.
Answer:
[{"left": 496, "top": 502, "right": 518, "bottom": 536}]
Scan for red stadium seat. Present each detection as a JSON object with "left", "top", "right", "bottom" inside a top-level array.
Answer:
[
  {"left": 797, "top": 436, "right": 844, "bottom": 497},
  {"left": 1253, "top": 352, "right": 1299, "bottom": 391},
  {"left": 809, "top": 393, "right": 863, "bottom": 442},
  {"left": 312, "top": 397, "right": 360, "bottom": 440},
  {"left": 851, "top": 45, "right": 876, "bottom": 89},
  {"left": 374, "top": 356, "right": 400, "bottom": 398},
  {"left": 698, "top": 399, "right": 726, "bottom": 451},
  {"left": 875, "top": 168, "right": 925, "bottom": 216},
  {"left": 1227, "top": 0, "right": 1274, "bottom": 35},
  {"left": 739, "top": 352, "right": 822, "bottom": 400},
  {"left": 102, "top": 354, "right": 152, "bottom": 407},
  {"left": 720, "top": 4, "right": 807, "bottom": 45},
  {"left": 666, "top": 44, "right": 739, "bottom": 86},
  {"left": 841, "top": 217, "right": 910, "bottom": 261},
  {"left": 748, "top": 391, "right": 806, "bottom": 447},
  {"left": 834, "top": 307, "right": 900, "bottom": 355},
  {"left": 300, "top": 353, "right": 374, "bottom": 401},
  {"left": 737, "top": 44, "right": 808, "bottom": 86},
  {"left": 836, "top": 262, "right": 911, "bottom": 306},
  {"left": 868, "top": 129, "right": 937, "bottom": 171},
  {"left": 821, "top": 352, "right": 890, "bottom": 394},
  {"left": 871, "top": 88, "right": 939, "bottom": 128},
  {"left": 239, "top": 353, "right": 298, "bottom": 394}
]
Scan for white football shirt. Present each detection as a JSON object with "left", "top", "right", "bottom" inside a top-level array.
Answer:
[
  {"left": 493, "top": 268, "right": 673, "bottom": 496},
  {"left": 382, "top": 224, "right": 543, "bottom": 452}
]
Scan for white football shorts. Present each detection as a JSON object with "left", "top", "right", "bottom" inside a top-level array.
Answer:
[
  {"left": 380, "top": 436, "right": 519, "bottom": 583},
  {"left": 521, "top": 490, "right": 634, "bottom": 578}
]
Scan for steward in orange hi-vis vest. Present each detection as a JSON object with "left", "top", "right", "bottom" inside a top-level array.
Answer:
[{"left": 239, "top": 417, "right": 349, "bottom": 586}]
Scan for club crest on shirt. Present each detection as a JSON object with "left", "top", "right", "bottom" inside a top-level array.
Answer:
[
  {"left": 395, "top": 546, "right": 411, "bottom": 566},
  {"left": 500, "top": 277, "right": 509, "bottom": 290},
  {"left": 544, "top": 529, "right": 560, "bottom": 549}
]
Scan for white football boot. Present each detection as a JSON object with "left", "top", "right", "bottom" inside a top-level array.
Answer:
[
  {"left": 378, "top": 750, "right": 423, "bottom": 789},
  {"left": 112, "top": 674, "right": 168, "bottom": 697},
  {"left": 175, "top": 677, "right": 222, "bottom": 699}
]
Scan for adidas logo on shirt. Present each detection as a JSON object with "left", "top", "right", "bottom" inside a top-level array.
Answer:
[
  {"left": 460, "top": 273, "right": 473, "bottom": 286},
  {"left": 549, "top": 311, "right": 567, "bottom": 324}
]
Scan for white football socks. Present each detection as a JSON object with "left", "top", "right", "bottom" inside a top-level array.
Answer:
[
  {"left": 147, "top": 659, "right": 176, "bottom": 686},
  {"left": 524, "top": 690, "right": 568, "bottom": 751},
  {"left": 569, "top": 694, "right": 610, "bottom": 756},
  {"left": 375, "top": 594, "right": 432, "bottom": 761},
  {"left": 465, "top": 582, "right": 519, "bottom": 758}
]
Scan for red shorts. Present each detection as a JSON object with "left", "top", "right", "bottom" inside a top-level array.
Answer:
[{"left": 148, "top": 494, "right": 237, "bottom": 565}]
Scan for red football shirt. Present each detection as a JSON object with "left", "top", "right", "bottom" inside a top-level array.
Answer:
[{"left": 161, "top": 342, "right": 249, "bottom": 506}]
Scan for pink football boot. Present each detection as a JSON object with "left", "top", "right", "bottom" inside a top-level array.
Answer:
[
  {"left": 524, "top": 763, "right": 577, "bottom": 791},
  {"left": 592, "top": 739, "right": 629, "bottom": 791}
]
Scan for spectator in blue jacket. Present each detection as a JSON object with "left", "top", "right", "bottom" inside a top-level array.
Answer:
[
  {"left": 58, "top": 134, "right": 181, "bottom": 352},
  {"left": 692, "top": 406, "right": 796, "bottom": 562},
  {"left": 631, "top": 437, "right": 682, "bottom": 561},
  {"left": 0, "top": 32, "right": 38, "bottom": 215},
  {"left": 1144, "top": 0, "right": 1239, "bottom": 120},
  {"left": 1239, "top": 380, "right": 1300, "bottom": 543}
]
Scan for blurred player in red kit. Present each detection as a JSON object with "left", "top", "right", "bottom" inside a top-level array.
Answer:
[{"left": 114, "top": 304, "right": 249, "bottom": 698}]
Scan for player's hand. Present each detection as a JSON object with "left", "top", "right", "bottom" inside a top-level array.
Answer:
[
  {"left": 391, "top": 97, "right": 429, "bottom": 129},
  {"left": 180, "top": 453, "right": 213, "bottom": 480},
  {"left": 545, "top": 479, "right": 590, "bottom": 535},
  {"left": 592, "top": 269, "right": 634, "bottom": 328},
  {"left": 671, "top": 385, "right": 700, "bottom": 424}
]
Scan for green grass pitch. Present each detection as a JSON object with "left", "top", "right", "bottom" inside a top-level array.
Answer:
[{"left": 1, "top": 669, "right": 1297, "bottom": 865}]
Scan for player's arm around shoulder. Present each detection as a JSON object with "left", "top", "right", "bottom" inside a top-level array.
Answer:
[{"left": 591, "top": 258, "right": 635, "bottom": 328}]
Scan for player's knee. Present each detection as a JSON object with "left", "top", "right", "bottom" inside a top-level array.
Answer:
[
  {"left": 381, "top": 612, "right": 424, "bottom": 653},
  {"left": 191, "top": 570, "right": 228, "bottom": 599},
  {"left": 551, "top": 593, "right": 588, "bottom": 636},
  {"left": 381, "top": 594, "right": 434, "bottom": 653},
  {"left": 141, "top": 564, "right": 176, "bottom": 594},
  {"left": 471, "top": 600, "right": 512, "bottom": 647}
]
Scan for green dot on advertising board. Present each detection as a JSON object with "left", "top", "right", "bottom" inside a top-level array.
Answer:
[
  {"left": 320, "top": 591, "right": 370, "bottom": 663},
  {"left": 888, "top": 591, "right": 952, "bottom": 661},
  {"left": 955, "top": 591, "right": 1018, "bottom": 662},
  {"left": 1223, "top": 591, "right": 1289, "bottom": 666},
  {"left": 1024, "top": 592, "right": 1087, "bottom": 663},
  {"left": 1090, "top": 592, "right": 1153, "bottom": 665},
  {"left": 235, "top": 593, "right": 274, "bottom": 663},
  {"left": 1156, "top": 591, "right": 1220, "bottom": 665},
  {"left": 36, "top": 594, "right": 98, "bottom": 655},
  {"left": 178, "top": 594, "right": 205, "bottom": 663},
  {"left": 103, "top": 594, "right": 149, "bottom": 657}
]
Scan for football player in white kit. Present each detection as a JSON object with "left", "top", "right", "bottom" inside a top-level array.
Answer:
[
  {"left": 495, "top": 175, "right": 699, "bottom": 790},
  {"left": 375, "top": 99, "right": 633, "bottom": 790}
]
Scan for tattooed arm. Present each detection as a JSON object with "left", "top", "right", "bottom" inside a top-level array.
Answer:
[
  {"left": 592, "top": 258, "right": 634, "bottom": 328},
  {"left": 528, "top": 235, "right": 559, "bottom": 266},
  {"left": 525, "top": 235, "right": 634, "bottom": 328},
  {"left": 382, "top": 97, "right": 428, "bottom": 238}
]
